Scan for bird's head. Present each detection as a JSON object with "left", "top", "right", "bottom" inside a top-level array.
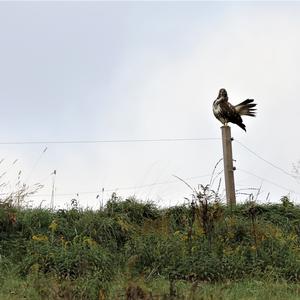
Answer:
[{"left": 218, "top": 88, "right": 228, "bottom": 99}]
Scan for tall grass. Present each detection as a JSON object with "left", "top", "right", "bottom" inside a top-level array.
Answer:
[{"left": 2, "top": 193, "right": 300, "bottom": 298}]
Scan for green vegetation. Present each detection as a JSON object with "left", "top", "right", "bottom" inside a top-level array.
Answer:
[{"left": 2, "top": 190, "right": 300, "bottom": 299}]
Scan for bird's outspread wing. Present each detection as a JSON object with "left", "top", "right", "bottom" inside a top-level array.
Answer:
[{"left": 212, "top": 88, "right": 258, "bottom": 131}]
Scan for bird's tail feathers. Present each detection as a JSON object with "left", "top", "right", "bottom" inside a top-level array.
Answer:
[
  {"left": 237, "top": 122, "right": 246, "bottom": 132},
  {"left": 235, "top": 99, "right": 257, "bottom": 117}
]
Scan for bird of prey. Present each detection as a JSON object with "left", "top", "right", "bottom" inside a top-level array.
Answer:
[{"left": 213, "top": 88, "right": 257, "bottom": 131}]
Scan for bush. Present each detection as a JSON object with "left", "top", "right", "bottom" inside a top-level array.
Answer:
[
  {"left": 20, "top": 234, "right": 114, "bottom": 282},
  {"left": 3, "top": 198, "right": 300, "bottom": 298},
  {"left": 105, "top": 196, "right": 159, "bottom": 225}
]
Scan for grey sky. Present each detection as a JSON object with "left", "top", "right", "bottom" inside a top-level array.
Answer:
[{"left": 0, "top": 2, "right": 300, "bottom": 208}]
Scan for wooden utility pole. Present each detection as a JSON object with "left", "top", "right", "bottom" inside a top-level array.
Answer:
[
  {"left": 221, "top": 126, "right": 236, "bottom": 206},
  {"left": 50, "top": 170, "right": 56, "bottom": 210}
]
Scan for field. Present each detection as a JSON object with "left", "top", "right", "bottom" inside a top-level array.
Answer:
[{"left": 2, "top": 190, "right": 300, "bottom": 299}]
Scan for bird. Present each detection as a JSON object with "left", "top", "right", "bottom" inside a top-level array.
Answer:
[{"left": 213, "top": 88, "right": 257, "bottom": 131}]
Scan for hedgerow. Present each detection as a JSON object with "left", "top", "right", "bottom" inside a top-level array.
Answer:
[{"left": 2, "top": 194, "right": 300, "bottom": 298}]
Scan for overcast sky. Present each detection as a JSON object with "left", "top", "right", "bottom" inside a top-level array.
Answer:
[{"left": 0, "top": 1, "right": 300, "bottom": 209}]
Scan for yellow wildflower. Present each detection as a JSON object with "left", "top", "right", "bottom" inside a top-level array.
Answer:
[
  {"left": 181, "top": 234, "right": 188, "bottom": 241},
  {"left": 29, "top": 263, "right": 40, "bottom": 274},
  {"left": 117, "top": 217, "right": 131, "bottom": 233},
  {"left": 49, "top": 220, "right": 58, "bottom": 232},
  {"left": 84, "top": 236, "right": 97, "bottom": 247},
  {"left": 32, "top": 234, "right": 48, "bottom": 242}
]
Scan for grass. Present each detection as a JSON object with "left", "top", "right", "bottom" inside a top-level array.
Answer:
[
  {"left": 2, "top": 194, "right": 300, "bottom": 299},
  {"left": 81, "top": 277, "right": 300, "bottom": 299},
  {"left": 2, "top": 273, "right": 300, "bottom": 300}
]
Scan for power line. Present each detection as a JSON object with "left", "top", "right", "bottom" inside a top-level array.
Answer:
[
  {"left": 237, "top": 168, "right": 300, "bottom": 196},
  {"left": 16, "top": 173, "right": 212, "bottom": 198},
  {"left": 235, "top": 140, "right": 297, "bottom": 181},
  {"left": 0, "top": 137, "right": 220, "bottom": 145},
  {"left": 25, "top": 147, "right": 48, "bottom": 183}
]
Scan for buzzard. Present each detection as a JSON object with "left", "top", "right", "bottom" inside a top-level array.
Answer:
[{"left": 213, "top": 88, "right": 257, "bottom": 131}]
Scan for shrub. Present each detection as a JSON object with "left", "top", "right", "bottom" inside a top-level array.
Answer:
[{"left": 20, "top": 234, "right": 115, "bottom": 282}]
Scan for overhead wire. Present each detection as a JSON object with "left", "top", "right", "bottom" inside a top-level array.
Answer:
[
  {"left": 35, "top": 171, "right": 55, "bottom": 185},
  {"left": 237, "top": 168, "right": 300, "bottom": 196},
  {"left": 0, "top": 137, "right": 220, "bottom": 145},
  {"left": 235, "top": 139, "right": 297, "bottom": 181},
  {"left": 0, "top": 137, "right": 221, "bottom": 204},
  {"left": 5, "top": 135, "right": 297, "bottom": 201},
  {"left": 25, "top": 147, "right": 48, "bottom": 183},
  {"left": 20, "top": 173, "right": 212, "bottom": 198}
]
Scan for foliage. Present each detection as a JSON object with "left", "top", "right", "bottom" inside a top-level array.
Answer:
[{"left": 2, "top": 194, "right": 300, "bottom": 298}]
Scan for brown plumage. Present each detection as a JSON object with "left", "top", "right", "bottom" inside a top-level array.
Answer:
[{"left": 212, "top": 88, "right": 257, "bottom": 131}]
